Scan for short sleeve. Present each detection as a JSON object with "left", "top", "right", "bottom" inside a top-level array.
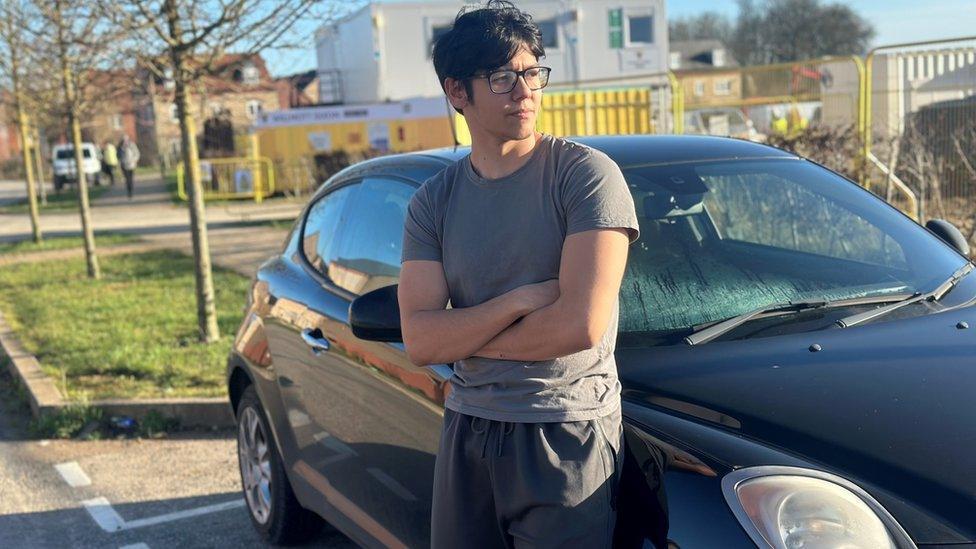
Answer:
[
  {"left": 401, "top": 183, "right": 442, "bottom": 262},
  {"left": 562, "top": 149, "right": 640, "bottom": 243}
]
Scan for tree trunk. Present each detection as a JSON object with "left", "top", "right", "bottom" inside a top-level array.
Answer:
[
  {"left": 16, "top": 108, "right": 41, "bottom": 243},
  {"left": 11, "top": 73, "right": 41, "bottom": 243},
  {"left": 68, "top": 109, "right": 100, "bottom": 279},
  {"left": 56, "top": 0, "right": 99, "bottom": 279},
  {"left": 32, "top": 126, "right": 47, "bottom": 206},
  {"left": 167, "top": 3, "right": 219, "bottom": 342}
]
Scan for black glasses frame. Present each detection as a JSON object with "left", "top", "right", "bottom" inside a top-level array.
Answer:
[{"left": 473, "top": 66, "right": 552, "bottom": 94}]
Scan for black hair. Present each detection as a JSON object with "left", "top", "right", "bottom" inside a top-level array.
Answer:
[{"left": 432, "top": 0, "right": 545, "bottom": 114}]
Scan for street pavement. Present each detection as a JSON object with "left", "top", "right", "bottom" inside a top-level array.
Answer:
[
  {"left": 0, "top": 175, "right": 304, "bottom": 244},
  {"left": 0, "top": 177, "right": 361, "bottom": 548}
]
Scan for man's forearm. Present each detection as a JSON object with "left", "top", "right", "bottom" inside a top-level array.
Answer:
[
  {"left": 472, "top": 297, "right": 595, "bottom": 362},
  {"left": 403, "top": 292, "right": 527, "bottom": 366}
]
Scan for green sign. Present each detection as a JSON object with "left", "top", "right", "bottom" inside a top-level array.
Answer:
[{"left": 608, "top": 8, "right": 623, "bottom": 49}]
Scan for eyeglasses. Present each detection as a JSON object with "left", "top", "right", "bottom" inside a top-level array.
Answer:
[{"left": 474, "top": 66, "right": 552, "bottom": 94}]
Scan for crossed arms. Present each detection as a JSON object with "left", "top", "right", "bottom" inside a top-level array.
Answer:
[{"left": 398, "top": 228, "right": 631, "bottom": 367}]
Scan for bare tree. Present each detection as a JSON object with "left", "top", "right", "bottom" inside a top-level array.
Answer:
[
  {"left": 0, "top": 1, "right": 42, "bottom": 243},
  {"left": 730, "top": 0, "right": 874, "bottom": 66},
  {"left": 112, "top": 0, "right": 348, "bottom": 342},
  {"left": 32, "top": 0, "right": 130, "bottom": 278}
]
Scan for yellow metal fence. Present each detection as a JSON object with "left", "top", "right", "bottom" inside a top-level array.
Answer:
[{"left": 176, "top": 156, "right": 275, "bottom": 202}]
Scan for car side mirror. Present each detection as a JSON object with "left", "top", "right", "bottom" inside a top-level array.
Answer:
[
  {"left": 925, "top": 219, "right": 970, "bottom": 257},
  {"left": 349, "top": 284, "right": 403, "bottom": 342}
]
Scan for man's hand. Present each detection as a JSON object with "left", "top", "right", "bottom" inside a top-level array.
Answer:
[
  {"left": 512, "top": 279, "right": 561, "bottom": 316},
  {"left": 399, "top": 261, "right": 558, "bottom": 367},
  {"left": 472, "top": 228, "right": 631, "bottom": 362}
]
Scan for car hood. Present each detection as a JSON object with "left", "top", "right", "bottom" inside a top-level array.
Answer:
[{"left": 617, "top": 304, "right": 976, "bottom": 541}]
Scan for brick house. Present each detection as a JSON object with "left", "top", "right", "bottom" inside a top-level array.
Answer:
[{"left": 135, "top": 53, "right": 281, "bottom": 166}]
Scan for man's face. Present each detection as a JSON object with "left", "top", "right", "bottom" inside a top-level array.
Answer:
[{"left": 453, "top": 47, "right": 544, "bottom": 143}]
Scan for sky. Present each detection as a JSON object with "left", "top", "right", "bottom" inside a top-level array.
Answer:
[{"left": 263, "top": 0, "right": 976, "bottom": 78}]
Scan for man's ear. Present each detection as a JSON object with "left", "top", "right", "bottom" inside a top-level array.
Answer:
[{"left": 443, "top": 77, "right": 470, "bottom": 111}]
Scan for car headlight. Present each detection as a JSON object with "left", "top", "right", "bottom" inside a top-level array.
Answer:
[{"left": 722, "top": 466, "right": 916, "bottom": 549}]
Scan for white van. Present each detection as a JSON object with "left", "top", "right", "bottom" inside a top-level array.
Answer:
[{"left": 52, "top": 143, "right": 102, "bottom": 191}]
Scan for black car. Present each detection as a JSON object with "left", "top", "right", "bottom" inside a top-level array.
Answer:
[{"left": 227, "top": 135, "right": 976, "bottom": 548}]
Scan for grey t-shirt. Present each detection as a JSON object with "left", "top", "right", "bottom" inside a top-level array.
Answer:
[{"left": 401, "top": 134, "right": 640, "bottom": 422}]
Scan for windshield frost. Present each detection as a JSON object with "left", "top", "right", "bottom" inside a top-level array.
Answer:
[{"left": 618, "top": 159, "right": 968, "bottom": 343}]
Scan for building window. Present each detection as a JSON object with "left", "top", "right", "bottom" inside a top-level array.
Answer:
[
  {"left": 169, "top": 103, "right": 179, "bottom": 122},
  {"left": 109, "top": 114, "right": 123, "bottom": 130},
  {"left": 246, "top": 100, "right": 263, "bottom": 119},
  {"left": 537, "top": 18, "right": 558, "bottom": 49},
  {"left": 669, "top": 52, "right": 681, "bottom": 69},
  {"left": 714, "top": 79, "right": 732, "bottom": 96},
  {"left": 429, "top": 23, "right": 452, "bottom": 57},
  {"left": 694, "top": 81, "right": 705, "bottom": 97},
  {"left": 713, "top": 49, "right": 726, "bottom": 67},
  {"left": 627, "top": 15, "right": 653, "bottom": 45},
  {"left": 242, "top": 64, "right": 259, "bottom": 86}
]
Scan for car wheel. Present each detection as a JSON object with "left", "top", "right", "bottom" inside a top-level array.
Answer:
[
  {"left": 236, "top": 385, "right": 324, "bottom": 545},
  {"left": 54, "top": 176, "right": 64, "bottom": 192}
]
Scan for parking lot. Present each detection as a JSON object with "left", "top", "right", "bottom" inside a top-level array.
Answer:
[{"left": 0, "top": 375, "right": 356, "bottom": 549}]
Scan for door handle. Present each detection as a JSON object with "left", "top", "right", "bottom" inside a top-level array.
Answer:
[{"left": 301, "top": 328, "right": 330, "bottom": 355}]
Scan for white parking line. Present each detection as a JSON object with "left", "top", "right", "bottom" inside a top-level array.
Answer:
[
  {"left": 367, "top": 468, "right": 417, "bottom": 501},
  {"left": 54, "top": 461, "right": 92, "bottom": 488},
  {"left": 119, "top": 544, "right": 150, "bottom": 549},
  {"left": 82, "top": 497, "right": 126, "bottom": 532},
  {"left": 122, "top": 499, "right": 245, "bottom": 530},
  {"left": 81, "top": 496, "right": 244, "bottom": 533}
]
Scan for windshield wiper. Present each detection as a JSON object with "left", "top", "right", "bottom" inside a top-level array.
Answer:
[
  {"left": 836, "top": 262, "right": 974, "bottom": 328},
  {"left": 685, "top": 299, "right": 829, "bottom": 346},
  {"left": 685, "top": 293, "right": 918, "bottom": 346}
]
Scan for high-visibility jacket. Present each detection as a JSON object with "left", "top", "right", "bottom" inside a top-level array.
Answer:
[{"left": 103, "top": 143, "right": 118, "bottom": 166}]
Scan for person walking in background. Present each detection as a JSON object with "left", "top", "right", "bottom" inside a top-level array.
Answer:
[
  {"left": 101, "top": 141, "right": 118, "bottom": 186},
  {"left": 118, "top": 134, "right": 140, "bottom": 199}
]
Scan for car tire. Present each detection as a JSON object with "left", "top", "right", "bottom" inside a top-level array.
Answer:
[
  {"left": 54, "top": 176, "right": 64, "bottom": 192},
  {"left": 236, "top": 385, "right": 324, "bottom": 545}
]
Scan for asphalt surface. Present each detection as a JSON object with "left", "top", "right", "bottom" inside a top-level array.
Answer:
[{"left": 0, "top": 371, "right": 358, "bottom": 548}]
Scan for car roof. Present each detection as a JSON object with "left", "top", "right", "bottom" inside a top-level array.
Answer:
[
  {"left": 53, "top": 143, "right": 97, "bottom": 149},
  {"left": 408, "top": 134, "right": 798, "bottom": 168},
  {"left": 323, "top": 134, "right": 800, "bottom": 192}
]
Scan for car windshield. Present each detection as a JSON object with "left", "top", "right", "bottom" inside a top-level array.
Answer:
[
  {"left": 617, "top": 158, "right": 969, "bottom": 346},
  {"left": 55, "top": 148, "right": 92, "bottom": 159}
]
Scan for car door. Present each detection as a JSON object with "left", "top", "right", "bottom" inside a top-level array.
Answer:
[{"left": 272, "top": 174, "right": 448, "bottom": 548}]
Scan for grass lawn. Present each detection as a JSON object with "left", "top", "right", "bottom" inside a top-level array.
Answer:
[
  {"left": 0, "top": 186, "right": 110, "bottom": 214},
  {"left": 0, "top": 232, "right": 139, "bottom": 255},
  {"left": 0, "top": 250, "right": 249, "bottom": 400}
]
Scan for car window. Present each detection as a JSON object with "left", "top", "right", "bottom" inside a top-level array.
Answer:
[
  {"left": 54, "top": 148, "right": 93, "bottom": 159},
  {"left": 618, "top": 159, "right": 967, "bottom": 346},
  {"left": 703, "top": 170, "right": 906, "bottom": 268},
  {"left": 330, "top": 177, "right": 415, "bottom": 296},
  {"left": 301, "top": 183, "right": 357, "bottom": 283}
]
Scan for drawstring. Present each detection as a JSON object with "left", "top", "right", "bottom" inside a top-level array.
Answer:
[
  {"left": 471, "top": 416, "right": 491, "bottom": 459},
  {"left": 497, "top": 422, "right": 514, "bottom": 457},
  {"left": 470, "top": 417, "right": 515, "bottom": 458}
]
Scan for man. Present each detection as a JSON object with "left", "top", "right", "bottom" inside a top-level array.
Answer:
[
  {"left": 117, "top": 134, "right": 140, "bottom": 199},
  {"left": 101, "top": 140, "right": 118, "bottom": 186},
  {"left": 398, "top": 2, "right": 639, "bottom": 547}
]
